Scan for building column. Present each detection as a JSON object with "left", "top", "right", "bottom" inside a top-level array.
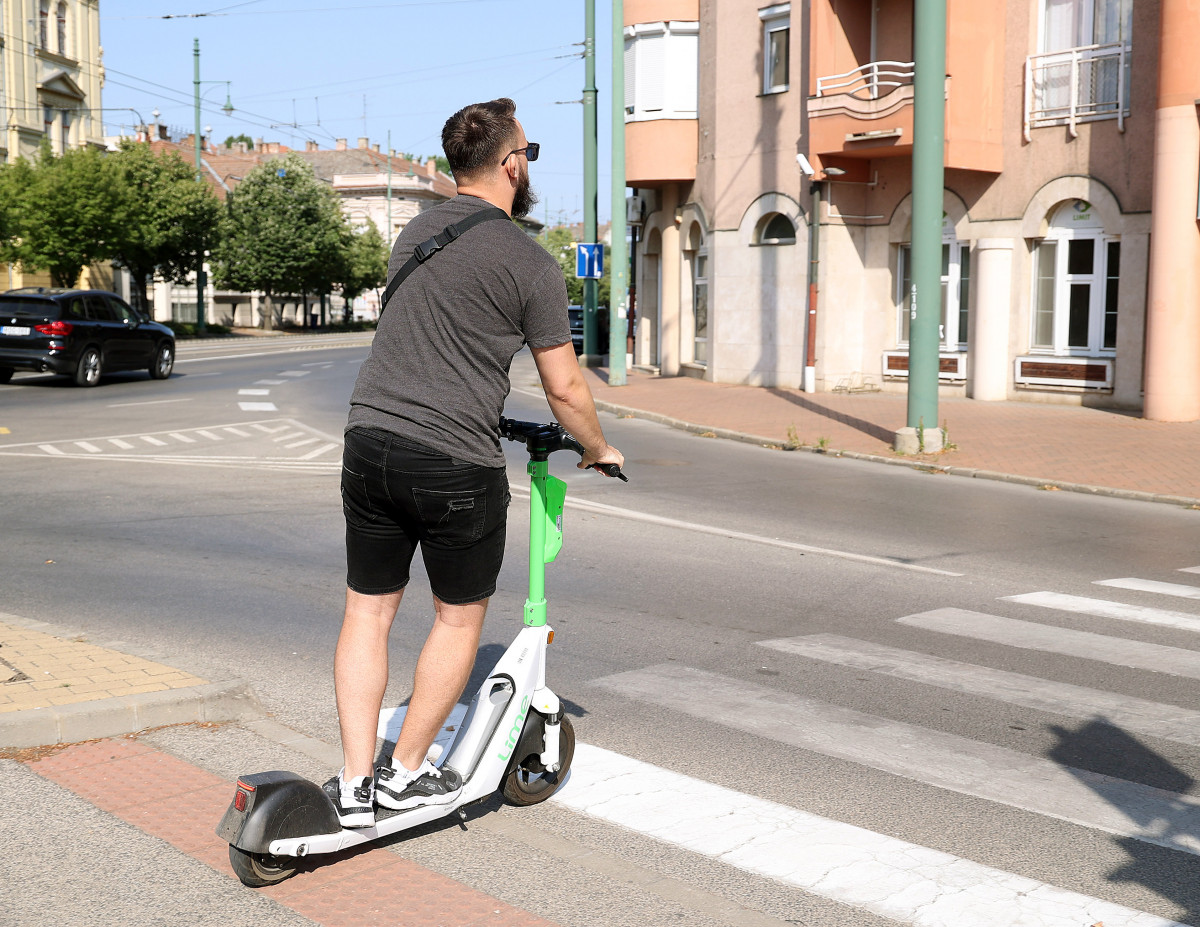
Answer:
[
  {"left": 1144, "top": 0, "right": 1200, "bottom": 421},
  {"left": 659, "top": 183, "right": 682, "bottom": 377},
  {"left": 967, "top": 239, "right": 1013, "bottom": 401}
]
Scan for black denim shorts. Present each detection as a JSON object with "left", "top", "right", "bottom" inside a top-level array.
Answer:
[{"left": 341, "top": 428, "right": 510, "bottom": 604}]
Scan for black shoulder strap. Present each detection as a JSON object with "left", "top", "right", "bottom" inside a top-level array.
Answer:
[{"left": 380, "top": 206, "right": 510, "bottom": 314}]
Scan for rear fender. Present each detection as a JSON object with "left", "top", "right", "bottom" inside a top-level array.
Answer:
[{"left": 216, "top": 770, "right": 339, "bottom": 853}]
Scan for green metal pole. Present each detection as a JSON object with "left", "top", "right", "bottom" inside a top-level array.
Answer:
[
  {"left": 907, "top": 0, "right": 945, "bottom": 437},
  {"left": 582, "top": 0, "right": 600, "bottom": 363},
  {"left": 193, "top": 39, "right": 206, "bottom": 336},
  {"left": 387, "top": 130, "right": 393, "bottom": 249},
  {"left": 609, "top": 0, "right": 627, "bottom": 386}
]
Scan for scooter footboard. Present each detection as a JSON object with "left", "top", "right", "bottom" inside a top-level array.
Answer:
[{"left": 217, "top": 770, "right": 340, "bottom": 853}]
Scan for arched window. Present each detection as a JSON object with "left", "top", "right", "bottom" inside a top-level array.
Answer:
[
  {"left": 56, "top": 2, "right": 67, "bottom": 56},
  {"left": 756, "top": 212, "right": 796, "bottom": 245}
]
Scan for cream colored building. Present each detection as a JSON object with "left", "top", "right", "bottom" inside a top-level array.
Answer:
[
  {"left": 626, "top": 0, "right": 1200, "bottom": 420},
  {"left": 1, "top": 0, "right": 104, "bottom": 163}
]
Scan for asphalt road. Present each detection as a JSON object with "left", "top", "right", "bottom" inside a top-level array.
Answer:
[{"left": 2, "top": 334, "right": 1199, "bottom": 927}]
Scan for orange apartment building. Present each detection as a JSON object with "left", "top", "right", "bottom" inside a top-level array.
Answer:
[{"left": 625, "top": 0, "right": 1200, "bottom": 421}]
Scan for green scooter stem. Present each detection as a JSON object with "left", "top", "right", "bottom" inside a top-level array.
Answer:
[{"left": 524, "top": 459, "right": 566, "bottom": 627}]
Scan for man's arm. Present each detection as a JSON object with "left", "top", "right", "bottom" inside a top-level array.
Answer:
[{"left": 531, "top": 342, "right": 624, "bottom": 473}]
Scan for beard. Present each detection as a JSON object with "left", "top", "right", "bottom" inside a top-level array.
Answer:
[{"left": 511, "top": 162, "right": 538, "bottom": 219}]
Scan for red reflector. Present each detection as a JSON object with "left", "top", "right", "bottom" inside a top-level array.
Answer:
[
  {"left": 34, "top": 320, "right": 73, "bottom": 336},
  {"left": 236, "top": 779, "right": 257, "bottom": 793},
  {"left": 234, "top": 790, "right": 248, "bottom": 812}
]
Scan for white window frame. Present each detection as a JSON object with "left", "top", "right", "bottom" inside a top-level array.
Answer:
[
  {"left": 623, "top": 21, "right": 699, "bottom": 123},
  {"left": 760, "top": 4, "right": 791, "bottom": 95},
  {"left": 692, "top": 240, "right": 709, "bottom": 366},
  {"left": 896, "top": 236, "right": 970, "bottom": 351},
  {"left": 1030, "top": 227, "right": 1120, "bottom": 357}
]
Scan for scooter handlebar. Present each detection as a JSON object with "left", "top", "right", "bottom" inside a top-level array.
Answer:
[{"left": 499, "top": 417, "right": 628, "bottom": 481}]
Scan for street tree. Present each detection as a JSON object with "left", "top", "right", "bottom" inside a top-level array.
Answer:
[
  {"left": 334, "top": 220, "right": 389, "bottom": 321},
  {"left": 107, "top": 140, "right": 222, "bottom": 309},
  {"left": 5, "top": 144, "right": 125, "bottom": 287},
  {"left": 212, "top": 153, "right": 346, "bottom": 330}
]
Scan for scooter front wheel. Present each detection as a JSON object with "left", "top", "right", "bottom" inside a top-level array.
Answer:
[
  {"left": 501, "top": 713, "right": 575, "bottom": 806},
  {"left": 228, "top": 844, "right": 298, "bottom": 887}
]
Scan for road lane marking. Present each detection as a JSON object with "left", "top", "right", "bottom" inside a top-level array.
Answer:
[
  {"left": 273, "top": 431, "right": 306, "bottom": 443},
  {"left": 222, "top": 427, "right": 251, "bottom": 437},
  {"left": 897, "top": 608, "right": 1200, "bottom": 679},
  {"left": 105, "top": 398, "right": 194, "bottom": 408},
  {"left": 279, "top": 370, "right": 310, "bottom": 377},
  {"left": 38, "top": 444, "right": 64, "bottom": 455},
  {"left": 238, "top": 388, "right": 271, "bottom": 395},
  {"left": 108, "top": 439, "right": 135, "bottom": 450},
  {"left": 195, "top": 430, "right": 221, "bottom": 441},
  {"left": 73, "top": 442, "right": 102, "bottom": 453},
  {"left": 1096, "top": 578, "right": 1200, "bottom": 600},
  {"left": 140, "top": 436, "right": 168, "bottom": 446},
  {"left": 168, "top": 432, "right": 196, "bottom": 444},
  {"left": 299, "top": 442, "right": 339, "bottom": 460},
  {"left": 760, "top": 634, "right": 1200, "bottom": 748},
  {"left": 251, "top": 423, "right": 289, "bottom": 433},
  {"left": 1005, "top": 591, "right": 1200, "bottom": 633},
  {"left": 1181, "top": 566, "right": 1200, "bottom": 574},
  {"left": 592, "top": 663, "right": 1200, "bottom": 857},
  {"left": 238, "top": 402, "right": 277, "bottom": 411},
  {"left": 552, "top": 743, "right": 1185, "bottom": 927},
  {"left": 506, "top": 488, "right": 961, "bottom": 577},
  {"left": 255, "top": 379, "right": 286, "bottom": 385},
  {"left": 283, "top": 437, "right": 319, "bottom": 449}
]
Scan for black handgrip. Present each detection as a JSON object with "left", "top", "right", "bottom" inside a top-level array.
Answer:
[{"left": 591, "top": 462, "right": 629, "bottom": 482}]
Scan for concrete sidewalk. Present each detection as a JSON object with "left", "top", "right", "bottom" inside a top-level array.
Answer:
[
  {"left": 583, "top": 365, "right": 1200, "bottom": 507},
  {"left": 0, "top": 612, "right": 260, "bottom": 750}
]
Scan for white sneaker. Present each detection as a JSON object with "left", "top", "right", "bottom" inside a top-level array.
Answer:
[
  {"left": 374, "top": 758, "right": 462, "bottom": 810},
  {"left": 325, "top": 769, "right": 375, "bottom": 828}
]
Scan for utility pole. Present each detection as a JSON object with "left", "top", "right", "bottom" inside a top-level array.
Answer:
[
  {"left": 898, "top": 0, "right": 946, "bottom": 452},
  {"left": 582, "top": 0, "right": 601, "bottom": 365},
  {"left": 608, "top": 0, "right": 627, "bottom": 386},
  {"left": 192, "top": 41, "right": 233, "bottom": 337},
  {"left": 193, "top": 39, "right": 206, "bottom": 336}
]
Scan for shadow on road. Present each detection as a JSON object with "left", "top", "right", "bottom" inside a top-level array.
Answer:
[{"left": 765, "top": 388, "right": 897, "bottom": 444}]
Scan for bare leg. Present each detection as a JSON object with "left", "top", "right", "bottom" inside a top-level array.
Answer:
[
  {"left": 335, "top": 588, "right": 404, "bottom": 778},
  {"left": 391, "top": 595, "right": 488, "bottom": 771}
]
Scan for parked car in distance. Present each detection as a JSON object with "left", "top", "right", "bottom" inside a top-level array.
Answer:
[
  {"left": 566, "top": 304, "right": 609, "bottom": 357},
  {"left": 0, "top": 288, "right": 175, "bottom": 387}
]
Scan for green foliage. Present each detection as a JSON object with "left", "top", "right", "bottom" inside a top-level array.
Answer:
[
  {"left": 4, "top": 144, "right": 126, "bottom": 287},
  {"left": 164, "top": 321, "right": 231, "bottom": 337},
  {"left": 337, "top": 220, "right": 389, "bottom": 303},
  {"left": 224, "top": 134, "right": 254, "bottom": 150},
  {"left": 106, "top": 140, "right": 221, "bottom": 306},
  {"left": 402, "top": 153, "right": 451, "bottom": 176},
  {"left": 211, "top": 154, "right": 347, "bottom": 328}
]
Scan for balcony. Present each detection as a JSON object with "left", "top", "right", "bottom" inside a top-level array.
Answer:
[
  {"left": 816, "top": 60, "right": 914, "bottom": 100},
  {"left": 809, "top": 59, "right": 916, "bottom": 162},
  {"left": 1024, "top": 43, "right": 1130, "bottom": 140}
]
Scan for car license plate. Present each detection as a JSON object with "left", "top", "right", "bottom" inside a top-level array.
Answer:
[{"left": 0, "top": 325, "right": 31, "bottom": 336}]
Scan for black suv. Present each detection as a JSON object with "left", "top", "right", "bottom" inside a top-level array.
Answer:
[{"left": 0, "top": 288, "right": 175, "bottom": 387}]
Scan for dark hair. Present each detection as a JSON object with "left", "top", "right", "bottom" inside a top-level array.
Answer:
[{"left": 441, "top": 98, "right": 520, "bottom": 180}]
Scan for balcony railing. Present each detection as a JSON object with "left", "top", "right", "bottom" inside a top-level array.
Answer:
[
  {"left": 816, "top": 60, "right": 915, "bottom": 100},
  {"left": 1025, "top": 42, "right": 1130, "bottom": 140}
]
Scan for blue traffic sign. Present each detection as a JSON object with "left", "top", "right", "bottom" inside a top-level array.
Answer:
[{"left": 576, "top": 243, "right": 604, "bottom": 279}]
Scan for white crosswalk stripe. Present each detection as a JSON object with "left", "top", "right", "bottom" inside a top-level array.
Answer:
[
  {"left": 1003, "top": 591, "right": 1200, "bottom": 633},
  {"left": 898, "top": 607, "right": 1200, "bottom": 678},
  {"left": 1097, "top": 577, "right": 1200, "bottom": 600},
  {"left": 593, "top": 663, "right": 1200, "bottom": 856}
]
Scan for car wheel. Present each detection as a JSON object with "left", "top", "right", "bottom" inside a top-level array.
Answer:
[
  {"left": 74, "top": 347, "right": 101, "bottom": 387},
  {"left": 0, "top": 367, "right": 13, "bottom": 384},
  {"left": 149, "top": 342, "right": 174, "bottom": 380}
]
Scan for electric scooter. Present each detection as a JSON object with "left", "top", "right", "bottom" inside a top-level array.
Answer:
[{"left": 216, "top": 417, "right": 627, "bottom": 887}]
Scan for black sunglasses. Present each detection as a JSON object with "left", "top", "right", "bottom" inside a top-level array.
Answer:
[{"left": 500, "top": 142, "right": 540, "bottom": 166}]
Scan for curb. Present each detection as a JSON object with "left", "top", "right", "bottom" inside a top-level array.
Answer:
[
  {"left": 593, "top": 399, "right": 1200, "bottom": 510},
  {"left": 0, "top": 679, "right": 264, "bottom": 749}
]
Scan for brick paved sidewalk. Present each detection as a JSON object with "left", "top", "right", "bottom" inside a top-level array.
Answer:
[
  {"left": 0, "top": 613, "right": 261, "bottom": 749},
  {"left": 582, "top": 366, "right": 1200, "bottom": 504}
]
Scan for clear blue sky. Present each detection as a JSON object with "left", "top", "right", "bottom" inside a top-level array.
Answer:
[{"left": 99, "top": 0, "right": 617, "bottom": 225}]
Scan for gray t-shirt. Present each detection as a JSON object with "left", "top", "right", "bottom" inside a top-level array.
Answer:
[{"left": 347, "top": 195, "right": 571, "bottom": 467}]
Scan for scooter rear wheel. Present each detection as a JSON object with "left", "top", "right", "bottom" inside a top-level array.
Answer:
[
  {"left": 228, "top": 844, "right": 298, "bottom": 887},
  {"left": 501, "top": 713, "right": 575, "bottom": 806}
]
